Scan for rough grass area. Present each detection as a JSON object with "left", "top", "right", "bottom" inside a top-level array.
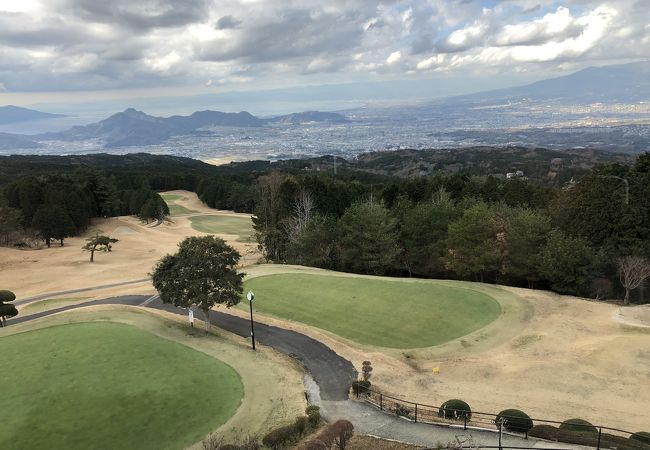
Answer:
[
  {"left": 0, "top": 322, "right": 243, "bottom": 450},
  {"left": 21, "top": 297, "right": 90, "bottom": 314},
  {"left": 243, "top": 273, "right": 501, "bottom": 349},
  {"left": 189, "top": 215, "right": 254, "bottom": 242}
]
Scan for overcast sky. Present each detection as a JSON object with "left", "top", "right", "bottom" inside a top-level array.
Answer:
[{"left": 0, "top": 0, "right": 648, "bottom": 112}]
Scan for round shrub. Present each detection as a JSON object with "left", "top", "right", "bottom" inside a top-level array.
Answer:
[
  {"left": 0, "top": 290, "right": 16, "bottom": 303},
  {"left": 559, "top": 419, "right": 598, "bottom": 434},
  {"left": 631, "top": 432, "right": 650, "bottom": 445},
  {"left": 495, "top": 409, "right": 534, "bottom": 433},
  {"left": 439, "top": 399, "right": 471, "bottom": 420}
]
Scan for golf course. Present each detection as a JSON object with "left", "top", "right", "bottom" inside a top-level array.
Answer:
[
  {"left": 188, "top": 215, "right": 254, "bottom": 242},
  {"left": 0, "top": 322, "right": 243, "bottom": 450},
  {"left": 242, "top": 273, "right": 501, "bottom": 348}
]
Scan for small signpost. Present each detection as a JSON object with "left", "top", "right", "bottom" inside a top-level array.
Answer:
[
  {"left": 188, "top": 309, "right": 194, "bottom": 327},
  {"left": 247, "top": 290, "right": 256, "bottom": 350}
]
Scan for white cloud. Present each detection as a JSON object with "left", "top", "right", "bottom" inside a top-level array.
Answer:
[{"left": 386, "top": 51, "right": 401, "bottom": 65}]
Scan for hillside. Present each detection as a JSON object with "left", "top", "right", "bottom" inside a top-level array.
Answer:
[{"left": 0, "top": 105, "right": 65, "bottom": 125}]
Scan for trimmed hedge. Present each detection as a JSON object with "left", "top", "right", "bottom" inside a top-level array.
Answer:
[
  {"left": 262, "top": 410, "right": 319, "bottom": 449},
  {"left": 439, "top": 399, "right": 471, "bottom": 420},
  {"left": 631, "top": 432, "right": 650, "bottom": 445},
  {"left": 495, "top": 409, "right": 533, "bottom": 434},
  {"left": 559, "top": 418, "right": 598, "bottom": 434}
]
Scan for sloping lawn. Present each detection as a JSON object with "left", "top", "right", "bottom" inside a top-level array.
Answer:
[
  {"left": 189, "top": 215, "right": 254, "bottom": 242},
  {"left": 0, "top": 322, "right": 243, "bottom": 450},
  {"left": 243, "top": 273, "right": 501, "bottom": 349}
]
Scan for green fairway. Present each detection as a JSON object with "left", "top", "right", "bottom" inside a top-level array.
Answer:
[
  {"left": 160, "top": 193, "right": 196, "bottom": 215},
  {"left": 243, "top": 273, "right": 501, "bottom": 349},
  {"left": 160, "top": 193, "right": 183, "bottom": 202},
  {"left": 189, "top": 215, "right": 254, "bottom": 242},
  {"left": 0, "top": 322, "right": 243, "bottom": 450}
]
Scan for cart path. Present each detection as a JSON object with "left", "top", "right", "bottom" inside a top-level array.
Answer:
[{"left": 9, "top": 295, "right": 357, "bottom": 401}]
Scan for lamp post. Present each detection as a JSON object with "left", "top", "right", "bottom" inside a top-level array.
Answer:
[{"left": 247, "top": 290, "right": 256, "bottom": 350}]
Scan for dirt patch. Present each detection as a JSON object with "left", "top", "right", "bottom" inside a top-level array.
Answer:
[
  {"left": 614, "top": 305, "right": 650, "bottom": 328},
  {"left": 0, "top": 191, "right": 261, "bottom": 299}
]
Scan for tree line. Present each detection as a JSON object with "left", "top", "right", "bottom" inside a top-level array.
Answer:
[
  {"left": 252, "top": 154, "right": 650, "bottom": 302},
  {"left": 0, "top": 171, "right": 169, "bottom": 247}
]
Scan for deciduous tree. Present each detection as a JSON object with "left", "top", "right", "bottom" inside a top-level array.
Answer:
[
  {"left": 151, "top": 236, "right": 244, "bottom": 333},
  {"left": 617, "top": 256, "right": 650, "bottom": 305}
]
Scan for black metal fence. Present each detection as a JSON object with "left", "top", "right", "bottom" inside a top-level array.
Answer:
[{"left": 353, "top": 385, "right": 650, "bottom": 450}]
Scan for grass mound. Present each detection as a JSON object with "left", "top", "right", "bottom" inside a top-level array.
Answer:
[
  {"left": 243, "top": 273, "right": 501, "bottom": 348},
  {"left": 189, "top": 215, "right": 254, "bottom": 242},
  {"left": 0, "top": 322, "right": 243, "bottom": 450}
]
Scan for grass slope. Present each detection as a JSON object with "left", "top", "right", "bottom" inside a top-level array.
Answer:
[
  {"left": 244, "top": 273, "right": 501, "bottom": 349},
  {"left": 189, "top": 215, "right": 254, "bottom": 242},
  {"left": 0, "top": 322, "right": 243, "bottom": 450},
  {"left": 161, "top": 193, "right": 196, "bottom": 215},
  {"left": 21, "top": 297, "right": 89, "bottom": 314}
]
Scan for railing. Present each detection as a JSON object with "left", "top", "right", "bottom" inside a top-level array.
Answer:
[{"left": 353, "top": 385, "right": 649, "bottom": 450}]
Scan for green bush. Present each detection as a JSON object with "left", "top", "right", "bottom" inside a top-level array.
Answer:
[
  {"left": 0, "top": 290, "right": 16, "bottom": 303},
  {"left": 352, "top": 380, "right": 371, "bottom": 394},
  {"left": 262, "top": 424, "right": 298, "bottom": 449},
  {"left": 306, "top": 405, "right": 321, "bottom": 428},
  {"left": 631, "top": 432, "right": 650, "bottom": 445},
  {"left": 495, "top": 409, "right": 533, "bottom": 433},
  {"left": 294, "top": 416, "right": 309, "bottom": 435},
  {"left": 559, "top": 418, "right": 598, "bottom": 434},
  {"left": 438, "top": 399, "right": 471, "bottom": 420}
]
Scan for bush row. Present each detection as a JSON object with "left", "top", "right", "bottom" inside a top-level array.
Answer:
[
  {"left": 299, "top": 420, "right": 354, "bottom": 450},
  {"left": 262, "top": 406, "right": 321, "bottom": 450}
]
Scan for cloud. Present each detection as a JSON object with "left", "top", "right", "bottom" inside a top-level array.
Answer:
[
  {"left": 215, "top": 15, "right": 241, "bottom": 30},
  {"left": 0, "top": 0, "right": 647, "bottom": 94},
  {"left": 386, "top": 51, "right": 402, "bottom": 65}
]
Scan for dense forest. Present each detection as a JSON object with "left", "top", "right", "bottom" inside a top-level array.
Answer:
[{"left": 1, "top": 150, "right": 648, "bottom": 302}]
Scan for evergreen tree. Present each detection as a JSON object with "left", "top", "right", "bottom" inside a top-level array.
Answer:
[{"left": 31, "top": 204, "right": 77, "bottom": 247}]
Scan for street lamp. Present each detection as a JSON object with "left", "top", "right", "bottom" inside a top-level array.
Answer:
[{"left": 247, "top": 290, "right": 256, "bottom": 350}]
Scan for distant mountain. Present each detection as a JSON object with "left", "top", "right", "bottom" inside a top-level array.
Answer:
[
  {"left": 0, "top": 105, "right": 65, "bottom": 125},
  {"left": 36, "top": 108, "right": 348, "bottom": 148},
  {"left": 268, "top": 111, "right": 348, "bottom": 124},
  {"left": 451, "top": 61, "right": 650, "bottom": 104},
  {"left": 0, "top": 132, "right": 41, "bottom": 150}
]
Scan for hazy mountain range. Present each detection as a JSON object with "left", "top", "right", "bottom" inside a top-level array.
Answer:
[
  {"left": 0, "top": 105, "right": 65, "bottom": 126},
  {"left": 0, "top": 61, "right": 648, "bottom": 153}
]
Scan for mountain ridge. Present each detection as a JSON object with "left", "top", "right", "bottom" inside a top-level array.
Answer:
[{"left": 0, "top": 105, "right": 66, "bottom": 126}]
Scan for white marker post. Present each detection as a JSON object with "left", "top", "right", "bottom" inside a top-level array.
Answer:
[
  {"left": 247, "top": 290, "right": 256, "bottom": 350},
  {"left": 188, "top": 309, "right": 194, "bottom": 328}
]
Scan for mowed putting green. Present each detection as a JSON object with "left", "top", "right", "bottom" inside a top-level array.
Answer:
[
  {"left": 244, "top": 274, "right": 501, "bottom": 349},
  {"left": 0, "top": 322, "right": 243, "bottom": 450},
  {"left": 189, "top": 215, "right": 254, "bottom": 242}
]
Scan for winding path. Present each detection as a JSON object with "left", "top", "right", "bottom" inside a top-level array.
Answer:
[{"left": 8, "top": 295, "right": 569, "bottom": 449}]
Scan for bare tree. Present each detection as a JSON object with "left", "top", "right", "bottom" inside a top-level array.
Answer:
[
  {"left": 618, "top": 256, "right": 650, "bottom": 305},
  {"left": 284, "top": 190, "right": 316, "bottom": 243}
]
